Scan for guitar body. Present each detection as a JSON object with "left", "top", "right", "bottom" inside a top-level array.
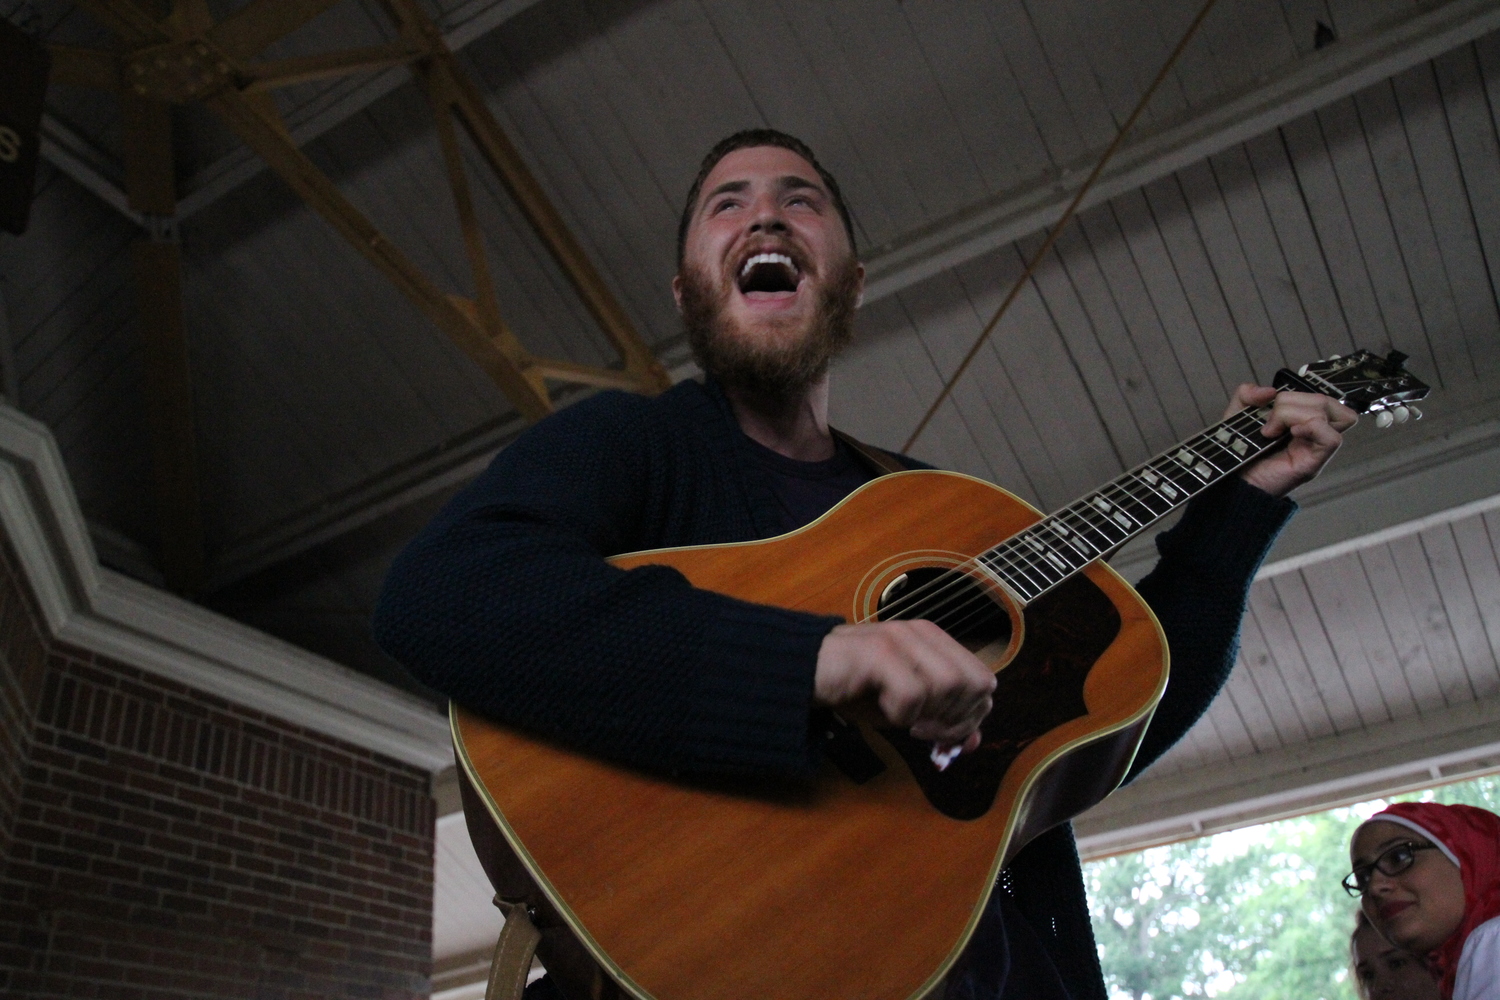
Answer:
[{"left": 453, "top": 470, "right": 1168, "bottom": 1000}]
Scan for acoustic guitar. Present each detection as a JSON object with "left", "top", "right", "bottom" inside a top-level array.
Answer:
[{"left": 452, "top": 350, "right": 1428, "bottom": 1000}]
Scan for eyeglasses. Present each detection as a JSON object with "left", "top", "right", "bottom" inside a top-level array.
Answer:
[{"left": 1343, "top": 841, "right": 1440, "bottom": 896}]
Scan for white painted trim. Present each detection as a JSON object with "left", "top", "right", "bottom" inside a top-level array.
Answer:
[
  {"left": 860, "top": 0, "right": 1500, "bottom": 304},
  {"left": 1257, "top": 490, "right": 1500, "bottom": 579},
  {"left": 1074, "top": 695, "right": 1500, "bottom": 859},
  {"left": 0, "top": 403, "right": 451, "bottom": 771},
  {"left": 39, "top": 114, "right": 145, "bottom": 228}
]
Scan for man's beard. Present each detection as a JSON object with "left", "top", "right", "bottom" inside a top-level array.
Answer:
[{"left": 678, "top": 255, "right": 861, "bottom": 400}]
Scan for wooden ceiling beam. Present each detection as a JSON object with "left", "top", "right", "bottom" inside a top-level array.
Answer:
[
  {"left": 119, "top": 89, "right": 205, "bottom": 596},
  {"left": 385, "top": 0, "right": 668, "bottom": 394},
  {"left": 205, "top": 0, "right": 344, "bottom": 62},
  {"left": 171, "top": 0, "right": 545, "bottom": 220},
  {"left": 203, "top": 84, "right": 555, "bottom": 421},
  {"left": 71, "top": 0, "right": 667, "bottom": 422},
  {"left": 241, "top": 43, "right": 421, "bottom": 92},
  {"left": 425, "top": 74, "right": 529, "bottom": 369}
]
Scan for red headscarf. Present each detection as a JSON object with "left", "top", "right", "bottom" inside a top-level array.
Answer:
[{"left": 1361, "top": 801, "right": 1500, "bottom": 997}]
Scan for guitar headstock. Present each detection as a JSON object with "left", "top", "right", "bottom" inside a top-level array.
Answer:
[{"left": 1274, "top": 349, "right": 1431, "bottom": 428}]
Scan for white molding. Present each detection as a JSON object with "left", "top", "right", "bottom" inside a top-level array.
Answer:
[
  {"left": 1258, "top": 490, "right": 1500, "bottom": 580},
  {"left": 1075, "top": 695, "right": 1500, "bottom": 859},
  {"left": 0, "top": 403, "right": 452, "bottom": 772},
  {"left": 39, "top": 114, "right": 144, "bottom": 228},
  {"left": 860, "top": 0, "right": 1500, "bottom": 304}
]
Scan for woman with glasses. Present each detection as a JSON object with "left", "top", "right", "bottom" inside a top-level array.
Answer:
[{"left": 1344, "top": 802, "right": 1500, "bottom": 1000}]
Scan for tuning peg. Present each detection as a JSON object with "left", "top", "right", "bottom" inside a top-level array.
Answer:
[
  {"left": 1394, "top": 406, "right": 1410, "bottom": 424},
  {"left": 1375, "top": 410, "right": 1395, "bottom": 429},
  {"left": 1409, "top": 405, "right": 1422, "bottom": 420},
  {"left": 1298, "top": 364, "right": 1309, "bottom": 376}
]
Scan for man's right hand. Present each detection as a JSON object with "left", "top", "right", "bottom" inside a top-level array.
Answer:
[{"left": 814, "top": 620, "right": 996, "bottom": 752}]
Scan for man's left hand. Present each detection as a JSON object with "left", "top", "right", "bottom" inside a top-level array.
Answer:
[{"left": 1231, "top": 384, "right": 1358, "bottom": 498}]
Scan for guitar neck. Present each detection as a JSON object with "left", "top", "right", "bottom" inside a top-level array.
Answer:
[{"left": 977, "top": 406, "right": 1279, "bottom": 604}]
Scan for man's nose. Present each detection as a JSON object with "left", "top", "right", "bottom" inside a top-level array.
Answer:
[{"left": 748, "top": 197, "right": 788, "bottom": 234}]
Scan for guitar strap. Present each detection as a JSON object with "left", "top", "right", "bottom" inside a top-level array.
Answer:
[
  {"left": 831, "top": 427, "right": 911, "bottom": 476},
  {"left": 480, "top": 428, "right": 904, "bottom": 1000},
  {"left": 484, "top": 895, "right": 541, "bottom": 1000}
]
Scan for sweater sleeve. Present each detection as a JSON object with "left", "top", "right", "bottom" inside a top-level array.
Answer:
[
  {"left": 371, "top": 393, "right": 839, "bottom": 778},
  {"left": 1125, "top": 476, "right": 1296, "bottom": 782}
]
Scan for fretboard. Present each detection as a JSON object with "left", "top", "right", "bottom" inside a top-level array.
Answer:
[{"left": 976, "top": 406, "right": 1277, "bottom": 604}]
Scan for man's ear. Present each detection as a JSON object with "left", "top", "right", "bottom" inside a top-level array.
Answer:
[
  {"left": 671, "top": 273, "right": 684, "bottom": 313},
  {"left": 854, "top": 262, "right": 866, "bottom": 310}
]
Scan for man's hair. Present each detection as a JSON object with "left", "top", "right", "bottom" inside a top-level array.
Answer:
[{"left": 676, "top": 129, "right": 856, "bottom": 266}]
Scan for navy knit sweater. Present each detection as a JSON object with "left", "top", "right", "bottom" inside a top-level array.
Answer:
[{"left": 374, "top": 377, "right": 1295, "bottom": 999}]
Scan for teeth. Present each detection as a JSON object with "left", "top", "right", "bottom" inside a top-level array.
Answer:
[{"left": 740, "top": 252, "right": 797, "bottom": 278}]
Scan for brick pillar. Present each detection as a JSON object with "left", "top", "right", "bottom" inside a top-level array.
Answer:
[{"left": 0, "top": 535, "right": 436, "bottom": 999}]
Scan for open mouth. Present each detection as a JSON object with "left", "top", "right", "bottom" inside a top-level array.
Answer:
[{"left": 737, "top": 252, "right": 801, "bottom": 295}]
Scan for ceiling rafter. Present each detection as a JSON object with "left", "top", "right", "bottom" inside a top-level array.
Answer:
[
  {"left": 57, "top": 0, "right": 669, "bottom": 437},
  {"left": 120, "top": 84, "right": 205, "bottom": 594}
]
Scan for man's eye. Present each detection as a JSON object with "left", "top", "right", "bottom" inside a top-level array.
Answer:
[{"left": 1391, "top": 845, "right": 1414, "bottom": 864}]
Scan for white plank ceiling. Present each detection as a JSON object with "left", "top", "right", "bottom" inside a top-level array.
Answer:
[{"left": 5, "top": 0, "right": 1500, "bottom": 974}]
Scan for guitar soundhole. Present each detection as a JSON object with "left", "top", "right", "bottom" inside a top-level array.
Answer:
[
  {"left": 875, "top": 567, "right": 1012, "bottom": 653},
  {"left": 875, "top": 575, "right": 1121, "bottom": 821}
]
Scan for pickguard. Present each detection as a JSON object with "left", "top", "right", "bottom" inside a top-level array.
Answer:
[{"left": 878, "top": 573, "right": 1122, "bottom": 820}]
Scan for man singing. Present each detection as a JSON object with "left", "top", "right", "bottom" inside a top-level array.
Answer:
[{"left": 374, "top": 130, "right": 1355, "bottom": 999}]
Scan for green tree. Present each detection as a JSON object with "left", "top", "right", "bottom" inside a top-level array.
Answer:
[{"left": 1086, "top": 772, "right": 1500, "bottom": 1000}]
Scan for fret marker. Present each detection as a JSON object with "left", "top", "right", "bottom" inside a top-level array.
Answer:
[
  {"left": 1027, "top": 538, "right": 1048, "bottom": 553},
  {"left": 1175, "top": 449, "right": 1196, "bottom": 465},
  {"left": 1092, "top": 497, "right": 1113, "bottom": 513},
  {"left": 1113, "top": 512, "right": 1132, "bottom": 528},
  {"left": 1161, "top": 482, "right": 1179, "bottom": 499},
  {"left": 1195, "top": 462, "right": 1213, "bottom": 479},
  {"left": 1046, "top": 553, "right": 1068, "bottom": 571},
  {"left": 1142, "top": 470, "right": 1160, "bottom": 485},
  {"left": 1054, "top": 522, "right": 1071, "bottom": 536},
  {"left": 1214, "top": 428, "right": 1231, "bottom": 444},
  {"left": 1231, "top": 438, "right": 1249, "bottom": 456}
]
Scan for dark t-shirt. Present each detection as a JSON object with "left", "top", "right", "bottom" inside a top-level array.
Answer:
[{"left": 745, "top": 434, "right": 877, "bottom": 533}]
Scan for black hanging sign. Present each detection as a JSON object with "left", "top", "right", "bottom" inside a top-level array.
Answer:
[{"left": 0, "top": 18, "right": 52, "bottom": 235}]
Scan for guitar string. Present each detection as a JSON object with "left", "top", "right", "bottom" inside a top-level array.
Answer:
[
  {"left": 909, "top": 365, "right": 1406, "bottom": 631},
  {"left": 861, "top": 407, "right": 1274, "bottom": 630},
  {"left": 858, "top": 363, "right": 1396, "bottom": 661}
]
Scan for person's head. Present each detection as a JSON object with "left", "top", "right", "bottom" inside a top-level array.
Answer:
[
  {"left": 1350, "top": 911, "right": 1441, "bottom": 1000},
  {"left": 1348, "top": 817, "right": 1465, "bottom": 955},
  {"left": 1346, "top": 802, "right": 1500, "bottom": 993},
  {"left": 672, "top": 130, "right": 864, "bottom": 400}
]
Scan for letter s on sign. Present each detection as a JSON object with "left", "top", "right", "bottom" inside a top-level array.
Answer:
[{"left": 0, "top": 127, "right": 21, "bottom": 165}]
